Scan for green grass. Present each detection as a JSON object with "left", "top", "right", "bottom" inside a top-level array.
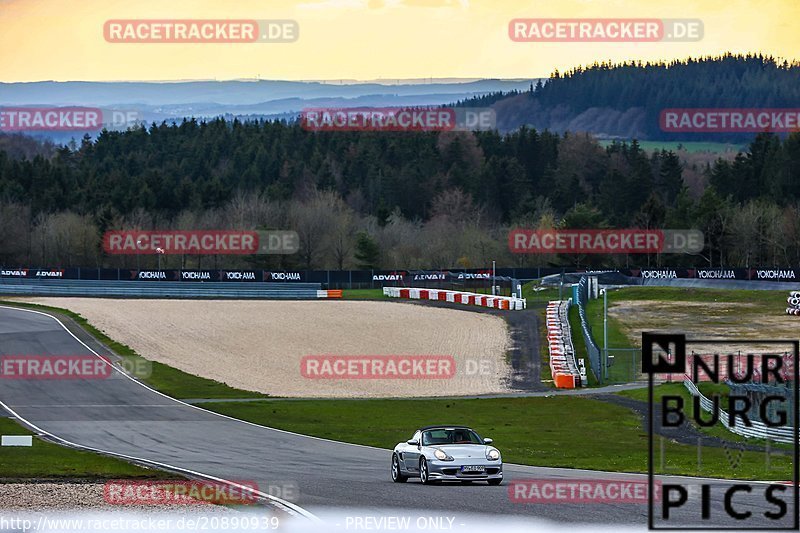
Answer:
[
  {"left": 0, "top": 300, "right": 265, "bottom": 400},
  {"left": 525, "top": 281, "right": 557, "bottom": 386},
  {"left": 521, "top": 281, "right": 561, "bottom": 305},
  {"left": 585, "top": 294, "right": 640, "bottom": 383},
  {"left": 621, "top": 382, "right": 728, "bottom": 410},
  {"left": 203, "top": 397, "right": 792, "bottom": 480},
  {"left": 618, "top": 383, "right": 794, "bottom": 452},
  {"left": 341, "top": 289, "right": 388, "bottom": 300},
  {"left": 0, "top": 417, "right": 171, "bottom": 480},
  {"left": 538, "top": 307, "right": 553, "bottom": 385},
  {"left": 568, "top": 304, "right": 598, "bottom": 386}
]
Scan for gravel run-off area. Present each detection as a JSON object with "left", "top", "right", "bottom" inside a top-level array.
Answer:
[{"left": 10, "top": 298, "right": 512, "bottom": 398}]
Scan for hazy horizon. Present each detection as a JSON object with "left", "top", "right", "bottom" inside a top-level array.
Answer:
[{"left": 1, "top": 0, "right": 797, "bottom": 83}]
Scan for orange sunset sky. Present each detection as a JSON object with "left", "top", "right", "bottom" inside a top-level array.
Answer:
[{"left": 0, "top": 0, "right": 797, "bottom": 82}]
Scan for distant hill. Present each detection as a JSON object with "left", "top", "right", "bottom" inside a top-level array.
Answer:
[
  {"left": 475, "top": 54, "right": 800, "bottom": 141},
  {"left": 0, "top": 78, "right": 538, "bottom": 143},
  {"left": 0, "top": 78, "right": 537, "bottom": 106}
]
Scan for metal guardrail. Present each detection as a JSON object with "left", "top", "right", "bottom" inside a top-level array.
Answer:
[
  {"left": 558, "top": 300, "right": 576, "bottom": 362},
  {"left": 683, "top": 378, "right": 795, "bottom": 443},
  {"left": 562, "top": 299, "right": 589, "bottom": 384},
  {"left": 0, "top": 278, "right": 322, "bottom": 299},
  {"left": 576, "top": 277, "right": 602, "bottom": 381}
]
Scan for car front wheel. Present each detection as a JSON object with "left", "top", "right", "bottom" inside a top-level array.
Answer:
[
  {"left": 391, "top": 454, "right": 408, "bottom": 483},
  {"left": 488, "top": 478, "right": 502, "bottom": 486},
  {"left": 419, "top": 457, "right": 435, "bottom": 485}
]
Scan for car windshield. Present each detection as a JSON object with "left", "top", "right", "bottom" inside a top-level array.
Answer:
[{"left": 421, "top": 428, "right": 482, "bottom": 445}]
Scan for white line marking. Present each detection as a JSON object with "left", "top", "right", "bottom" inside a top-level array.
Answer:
[
  {"left": 0, "top": 305, "right": 320, "bottom": 522},
  {"left": 0, "top": 398, "right": 318, "bottom": 520},
  {"left": 9, "top": 404, "right": 179, "bottom": 408},
  {"left": 0, "top": 305, "right": 388, "bottom": 451}
]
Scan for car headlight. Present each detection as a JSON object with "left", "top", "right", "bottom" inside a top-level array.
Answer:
[
  {"left": 434, "top": 449, "right": 454, "bottom": 461},
  {"left": 486, "top": 449, "right": 501, "bottom": 461}
]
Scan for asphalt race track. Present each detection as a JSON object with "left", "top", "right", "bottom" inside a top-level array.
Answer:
[{"left": 0, "top": 305, "right": 794, "bottom": 529}]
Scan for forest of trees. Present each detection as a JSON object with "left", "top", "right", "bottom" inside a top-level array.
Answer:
[
  {"left": 1, "top": 55, "right": 800, "bottom": 270},
  {"left": 481, "top": 54, "right": 800, "bottom": 140},
  {"left": 1, "top": 118, "right": 799, "bottom": 270}
]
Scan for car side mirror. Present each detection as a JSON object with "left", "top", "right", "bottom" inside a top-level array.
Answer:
[
  {"left": 407, "top": 439, "right": 419, "bottom": 446},
  {"left": 484, "top": 438, "right": 493, "bottom": 444}
]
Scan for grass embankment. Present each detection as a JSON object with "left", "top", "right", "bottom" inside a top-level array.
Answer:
[
  {"left": 522, "top": 282, "right": 556, "bottom": 386},
  {"left": 341, "top": 289, "right": 387, "bottom": 300},
  {"left": 619, "top": 383, "right": 794, "bottom": 452},
  {"left": 584, "top": 294, "right": 638, "bottom": 382},
  {"left": 203, "top": 396, "right": 792, "bottom": 480},
  {"left": 0, "top": 417, "right": 170, "bottom": 480},
  {"left": 568, "top": 305, "right": 599, "bottom": 386}
]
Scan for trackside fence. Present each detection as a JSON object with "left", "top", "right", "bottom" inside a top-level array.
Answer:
[
  {"left": 0, "top": 278, "right": 327, "bottom": 299},
  {"left": 576, "top": 277, "right": 602, "bottom": 382},
  {"left": 684, "top": 378, "right": 795, "bottom": 443}
]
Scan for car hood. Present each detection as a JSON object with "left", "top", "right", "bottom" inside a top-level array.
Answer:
[{"left": 434, "top": 445, "right": 492, "bottom": 458}]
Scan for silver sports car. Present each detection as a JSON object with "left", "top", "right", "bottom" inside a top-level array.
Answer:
[{"left": 391, "top": 426, "right": 503, "bottom": 485}]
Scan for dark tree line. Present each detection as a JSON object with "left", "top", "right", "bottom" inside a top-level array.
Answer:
[
  {"left": 467, "top": 54, "right": 800, "bottom": 141},
  {"left": 2, "top": 53, "right": 800, "bottom": 268}
]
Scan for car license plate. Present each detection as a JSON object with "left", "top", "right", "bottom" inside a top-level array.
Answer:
[{"left": 461, "top": 465, "right": 485, "bottom": 473}]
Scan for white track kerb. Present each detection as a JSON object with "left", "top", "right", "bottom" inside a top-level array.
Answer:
[{"left": 0, "top": 305, "right": 320, "bottom": 523}]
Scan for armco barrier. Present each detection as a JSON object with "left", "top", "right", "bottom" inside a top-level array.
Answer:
[
  {"left": 576, "top": 277, "right": 602, "bottom": 382},
  {"left": 684, "top": 378, "right": 794, "bottom": 443},
  {"left": 382, "top": 287, "right": 526, "bottom": 310},
  {"left": 0, "top": 278, "right": 328, "bottom": 299},
  {"left": 546, "top": 300, "right": 581, "bottom": 388}
]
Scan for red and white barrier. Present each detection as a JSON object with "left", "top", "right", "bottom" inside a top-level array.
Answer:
[
  {"left": 382, "top": 287, "right": 526, "bottom": 310},
  {"left": 316, "top": 289, "right": 343, "bottom": 298},
  {"left": 546, "top": 300, "right": 582, "bottom": 388}
]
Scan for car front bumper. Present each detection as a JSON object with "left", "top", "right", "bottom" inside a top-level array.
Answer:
[{"left": 426, "top": 460, "right": 503, "bottom": 481}]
